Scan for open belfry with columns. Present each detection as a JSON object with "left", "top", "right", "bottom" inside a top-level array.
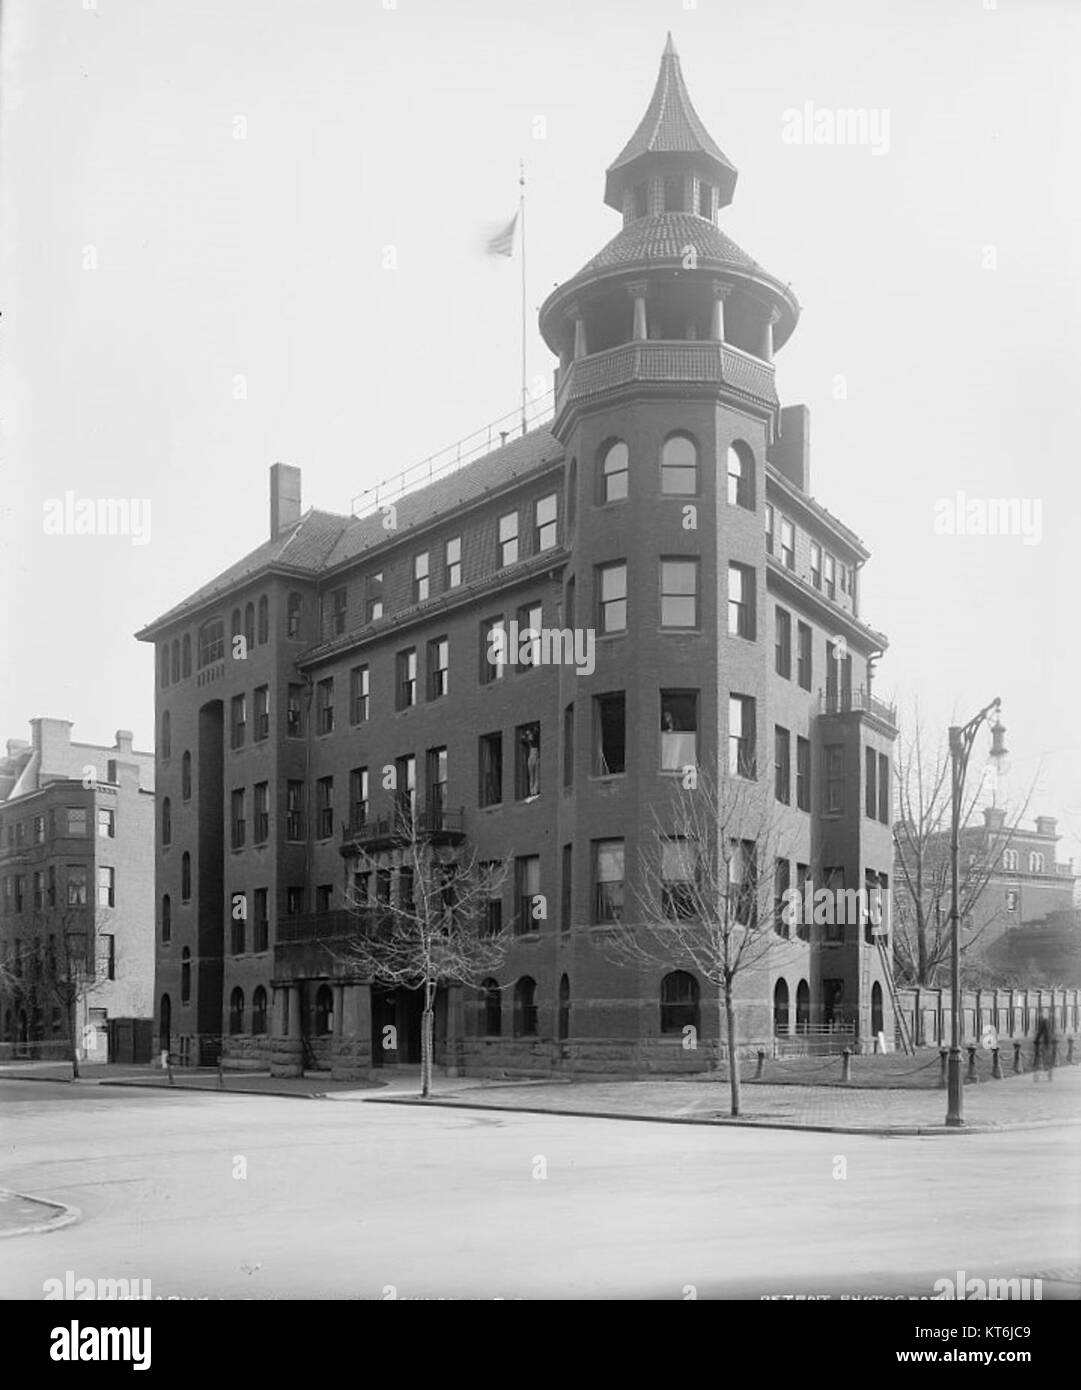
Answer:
[{"left": 138, "top": 36, "right": 898, "bottom": 1079}]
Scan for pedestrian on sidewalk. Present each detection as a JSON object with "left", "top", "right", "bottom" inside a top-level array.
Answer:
[{"left": 1033, "top": 1012, "right": 1052, "bottom": 1081}]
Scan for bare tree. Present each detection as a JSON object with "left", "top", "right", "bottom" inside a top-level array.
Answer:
[
  {"left": 602, "top": 768, "right": 792, "bottom": 1117},
  {"left": 892, "top": 705, "right": 1036, "bottom": 987},
  {"left": 336, "top": 811, "right": 509, "bottom": 1098}
]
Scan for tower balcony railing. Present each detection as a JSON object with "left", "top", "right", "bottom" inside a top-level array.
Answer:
[
  {"left": 555, "top": 339, "right": 778, "bottom": 418},
  {"left": 819, "top": 686, "right": 898, "bottom": 730}
]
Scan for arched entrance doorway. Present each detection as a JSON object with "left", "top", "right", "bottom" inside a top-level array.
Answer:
[
  {"left": 773, "top": 979, "right": 789, "bottom": 1035},
  {"left": 159, "top": 994, "right": 171, "bottom": 1056},
  {"left": 871, "top": 981, "right": 884, "bottom": 1037},
  {"left": 795, "top": 980, "right": 810, "bottom": 1035}
]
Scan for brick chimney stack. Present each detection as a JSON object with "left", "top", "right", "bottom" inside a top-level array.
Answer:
[{"left": 270, "top": 463, "right": 302, "bottom": 538}]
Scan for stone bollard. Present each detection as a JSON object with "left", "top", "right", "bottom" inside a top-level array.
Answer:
[
  {"left": 938, "top": 1048, "right": 948, "bottom": 1088},
  {"left": 992, "top": 1048, "right": 1003, "bottom": 1079},
  {"left": 841, "top": 1048, "right": 852, "bottom": 1083},
  {"left": 755, "top": 1049, "right": 765, "bottom": 1079},
  {"left": 1013, "top": 1041, "right": 1024, "bottom": 1075},
  {"left": 966, "top": 1045, "right": 978, "bottom": 1083}
]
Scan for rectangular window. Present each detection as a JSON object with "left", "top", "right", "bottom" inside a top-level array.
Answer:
[
  {"left": 594, "top": 692, "right": 626, "bottom": 776},
  {"left": 331, "top": 587, "right": 347, "bottom": 635},
  {"left": 765, "top": 503, "right": 774, "bottom": 555},
  {"left": 796, "top": 736, "right": 811, "bottom": 811},
  {"left": 48, "top": 865, "right": 56, "bottom": 907},
  {"left": 287, "top": 683, "right": 304, "bottom": 738},
  {"left": 395, "top": 755, "right": 415, "bottom": 824},
  {"left": 594, "top": 840, "right": 624, "bottom": 923},
  {"left": 34, "top": 815, "right": 46, "bottom": 844},
  {"left": 796, "top": 863, "right": 810, "bottom": 941},
  {"left": 480, "top": 616, "right": 505, "bottom": 684},
  {"left": 413, "top": 552, "right": 429, "bottom": 603},
  {"left": 396, "top": 649, "right": 417, "bottom": 710},
  {"left": 230, "top": 693, "right": 247, "bottom": 749},
  {"left": 775, "top": 726, "right": 791, "bottom": 804},
  {"left": 516, "top": 602, "right": 543, "bottom": 671},
  {"left": 67, "top": 807, "right": 87, "bottom": 836},
  {"left": 878, "top": 752, "right": 890, "bottom": 824},
  {"left": 445, "top": 536, "right": 462, "bottom": 588},
  {"left": 316, "top": 678, "right": 334, "bottom": 734},
  {"left": 515, "top": 723, "right": 541, "bottom": 800},
  {"left": 427, "top": 747, "right": 448, "bottom": 819},
  {"left": 286, "top": 781, "right": 305, "bottom": 841},
  {"left": 254, "top": 782, "right": 269, "bottom": 843},
  {"left": 480, "top": 861, "right": 503, "bottom": 937},
  {"left": 231, "top": 788, "right": 246, "bottom": 848},
  {"left": 660, "top": 558, "right": 698, "bottom": 628},
  {"left": 102, "top": 933, "right": 116, "bottom": 980},
  {"left": 33, "top": 870, "right": 44, "bottom": 910},
  {"left": 535, "top": 493, "right": 558, "bottom": 552},
  {"left": 729, "top": 695, "right": 757, "bottom": 779},
  {"left": 349, "top": 665, "right": 370, "bottom": 723},
  {"left": 727, "top": 564, "right": 755, "bottom": 639},
  {"left": 603, "top": 442, "right": 628, "bottom": 501},
  {"left": 729, "top": 839, "right": 757, "bottom": 926},
  {"left": 498, "top": 511, "right": 519, "bottom": 567},
  {"left": 286, "top": 886, "right": 304, "bottom": 916},
  {"left": 824, "top": 552, "right": 836, "bottom": 599},
  {"left": 13, "top": 875, "right": 24, "bottom": 913},
  {"left": 97, "top": 808, "right": 115, "bottom": 838},
  {"left": 350, "top": 767, "right": 369, "bottom": 829},
  {"left": 775, "top": 606, "right": 791, "bottom": 677},
  {"left": 661, "top": 439, "right": 697, "bottom": 495},
  {"left": 662, "top": 838, "right": 698, "bottom": 920},
  {"left": 514, "top": 854, "right": 541, "bottom": 936},
  {"left": 367, "top": 596, "right": 384, "bottom": 623},
  {"left": 797, "top": 622, "right": 812, "bottom": 691},
  {"left": 561, "top": 844, "right": 572, "bottom": 933},
  {"left": 427, "top": 638, "right": 449, "bottom": 699},
  {"left": 231, "top": 900, "right": 246, "bottom": 955},
  {"left": 826, "top": 745, "right": 845, "bottom": 813},
  {"left": 198, "top": 617, "right": 225, "bottom": 667},
  {"left": 660, "top": 690, "right": 697, "bottom": 771},
  {"left": 562, "top": 703, "right": 574, "bottom": 787},
  {"left": 597, "top": 562, "right": 627, "bottom": 634},
  {"left": 865, "top": 747, "right": 877, "bottom": 819},
  {"left": 810, "top": 542, "right": 822, "bottom": 590},
  {"left": 315, "top": 777, "right": 333, "bottom": 840},
  {"left": 254, "top": 888, "right": 269, "bottom": 952},
  {"left": 780, "top": 519, "right": 795, "bottom": 570},
  {"left": 254, "top": 685, "right": 270, "bottom": 741},
  {"left": 774, "top": 858, "right": 791, "bottom": 936},
  {"left": 479, "top": 733, "right": 503, "bottom": 807}
]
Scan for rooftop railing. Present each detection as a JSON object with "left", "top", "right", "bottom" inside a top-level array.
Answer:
[{"left": 819, "top": 686, "right": 898, "bottom": 728}]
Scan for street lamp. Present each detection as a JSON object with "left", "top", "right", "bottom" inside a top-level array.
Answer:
[{"left": 945, "top": 700, "right": 1009, "bottom": 1126}]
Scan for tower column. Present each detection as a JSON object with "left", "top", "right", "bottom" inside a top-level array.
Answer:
[
  {"left": 710, "top": 282, "right": 732, "bottom": 342},
  {"left": 567, "top": 302, "right": 587, "bottom": 360},
  {"left": 762, "top": 306, "right": 783, "bottom": 362},
  {"left": 626, "top": 280, "right": 649, "bottom": 341}
]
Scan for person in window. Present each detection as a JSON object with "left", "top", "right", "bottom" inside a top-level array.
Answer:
[{"left": 522, "top": 728, "right": 540, "bottom": 799}]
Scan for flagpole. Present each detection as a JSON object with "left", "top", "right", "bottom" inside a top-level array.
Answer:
[{"left": 519, "top": 158, "right": 527, "bottom": 436}]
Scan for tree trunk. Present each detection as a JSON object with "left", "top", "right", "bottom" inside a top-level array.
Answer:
[
  {"left": 420, "top": 982, "right": 434, "bottom": 1098},
  {"left": 68, "top": 995, "right": 80, "bottom": 1081},
  {"left": 724, "top": 982, "right": 740, "bottom": 1117}
]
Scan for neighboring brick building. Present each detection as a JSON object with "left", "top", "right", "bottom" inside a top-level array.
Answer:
[
  {"left": 0, "top": 719, "right": 155, "bottom": 1062},
  {"left": 137, "top": 37, "right": 898, "bottom": 1077}
]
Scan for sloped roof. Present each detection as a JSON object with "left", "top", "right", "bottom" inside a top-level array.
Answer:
[{"left": 576, "top": 211, "right": 760, "bottom": 280}]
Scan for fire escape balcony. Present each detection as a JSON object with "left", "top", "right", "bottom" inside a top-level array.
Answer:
[{"left": 339, "top": 804, "right": 467, "bottom": 857}]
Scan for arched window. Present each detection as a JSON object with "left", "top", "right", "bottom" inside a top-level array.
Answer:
[
  {"left": 161, "top": 894, "right": 171, "bottom": 943},
  {"left": 600, "top": 440, "right": 629, "bottom": 503},
  {"left": 244, "top": 602, "right": 255, "bottom": 649},
  {"left": 171, "top": 639, "right": 180, "bottom": 683},
  {"left": 314, "top": 984, "right": 334, "bottom": 1036},
  {"left": 726, "top": 441, "right": 754, "bottom": 510},
  {"left": 566, "top": 459, "right": 578, "bottom": 538},
  {"left": 161, "top": 797, "right": 171, "bottom": 846},
  {"left": 159, "top": 994, "right": 171, "bottom": 1053},
  {"left": 257, "top": 595, "right": 269, "bottom": 645},
  {"left": 181, "top": 634, "right": 191, "bottom": 677},
  {"left": 513, "top": 977, "right": 537, "bottom": 1037},
  {"left": 197, "top": 617, "right": 224, "bottom": 668},
  {"left": 252, "top": 986, "right": 268, "bottom": 1035},
  {"left": 773, "top": 979, "right": 790, "bottom": 1035},
  {"left": 286, "top": 593, "right": 303, "bottom": 640},
  {"left": 871, "top": 981, "right": 884, "bottom": 1037},
  {"left": 796, "top": 979, "right": 811, "bottom": 1034},
  {"left": 181, "top": 751, "right": 192, "bottom": 801},
  {"left": 480, "top": 978, "right": 501, "bottom": 1036},
  {"left": 160, "top": 645, "right": 170, "bottom": 688},
  {"left": 231, "top": 608, "right": 242, "bottom": 640},
  {"left": 558, "top": 974, "right": 570, "bottom": 1041},
  {"left": 229, "top": 987, "right": 244, "bottom": 1035},
  {"left": 181, "top": 852, "right": 191, "bottom": 902},
  {"left": 160, "top": 711, "right": 171, "bottom": 760},
  {"left": 1002, "top": 849, "right": 1018, "bottom": 871},
  {"left": 661, "top": 435, "right": 698, "bottom": 496},
  {"left": 1029, "top": 852, "right": 1044, "bottom": 873},
  {"left": 660, "top": 970, "right": 699, "bottom": 1034},
  {"left": 180, "top": 948, "right": 191, "bottom": 1004}
]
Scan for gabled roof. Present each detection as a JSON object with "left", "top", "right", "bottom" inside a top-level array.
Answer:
[{"left": 605, "top": 34, "right": 738, "bottom": 210}]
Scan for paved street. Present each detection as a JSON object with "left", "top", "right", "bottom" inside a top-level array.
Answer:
[{"left": 2, "top": 1080, "right": 1079, "bottom": 1299}]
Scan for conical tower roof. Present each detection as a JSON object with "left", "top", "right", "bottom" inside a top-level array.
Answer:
[{"left": 604, "top": 33, "right": 738, "bottom": 211}]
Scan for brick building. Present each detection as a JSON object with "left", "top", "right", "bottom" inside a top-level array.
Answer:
[
  {"left": 137, "top": 37, "right": 898, "bottom": 1077},
  {"left": 0, "top": 719, "right": 155, "bottom": 1062}
]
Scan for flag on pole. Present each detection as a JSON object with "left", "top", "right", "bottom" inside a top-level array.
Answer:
[{"left": 486, "top": 211, "right": 518, "bottom": 257}]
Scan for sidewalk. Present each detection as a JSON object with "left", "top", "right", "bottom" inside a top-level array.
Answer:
[{"left": 0, "top": 1189, "right": 78, "bottom": 1239}]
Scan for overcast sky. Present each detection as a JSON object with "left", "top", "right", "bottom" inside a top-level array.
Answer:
[{"left": 2, "top": 0, "right": 1078, "bottom": 869}]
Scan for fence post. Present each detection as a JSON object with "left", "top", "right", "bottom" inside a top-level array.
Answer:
[
  {"left": 991, "top": 1048, "right": 1002, "bottom": 1080},
  {"left": 1013, "top": 1041, "right": 1023, "bottom": 1075},
  {"left": 966, "top": 1044, "right": 978, "bottom": 1083},
  {"left": 938, "top": 1048, "right": 948, "bottom": 1088},
  {"left": 1068, "top": 1037, "right": 1076, "bottom": 1066},
  {"left": 841, "top": 1048, "right": 852, "bottom": 1083}
]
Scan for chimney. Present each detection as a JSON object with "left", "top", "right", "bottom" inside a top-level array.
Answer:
[
  {"left": 114, "top": 730, "right": 133, "bottom": 755},
  {"left": 1035, "top": 816, "right": 1058, "bottom": 839},
  {"left": 983, "top": 807, "right": 1006, "bottom": 832},
  {"left": 767, "top": 404, "right": 810, "bottom": 493},
  {"left": 270, "top": 463, "right": 302, "bottom": 538},
  {"left": 5, "top": 738, "right": 29, "bottom": 758}
]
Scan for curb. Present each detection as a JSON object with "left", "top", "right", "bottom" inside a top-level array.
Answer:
[
  {"left": 106, "top": 1079, "right": 330, "bottom": 1099},
  {"left": 0, "top": 1190, "right": 81, "bottom": 1240},
  {"left": 361, "top": 1094, "right": 1081, "bottom": 1137}
]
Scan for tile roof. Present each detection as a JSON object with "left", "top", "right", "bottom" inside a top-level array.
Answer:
[{"left": 576, "top": 211, "right": 760, "bottom": 281}]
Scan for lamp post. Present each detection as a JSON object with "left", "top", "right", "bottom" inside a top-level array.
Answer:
[{"left": 945, "top": 700, "right": 1009, "bottom": 1126}]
